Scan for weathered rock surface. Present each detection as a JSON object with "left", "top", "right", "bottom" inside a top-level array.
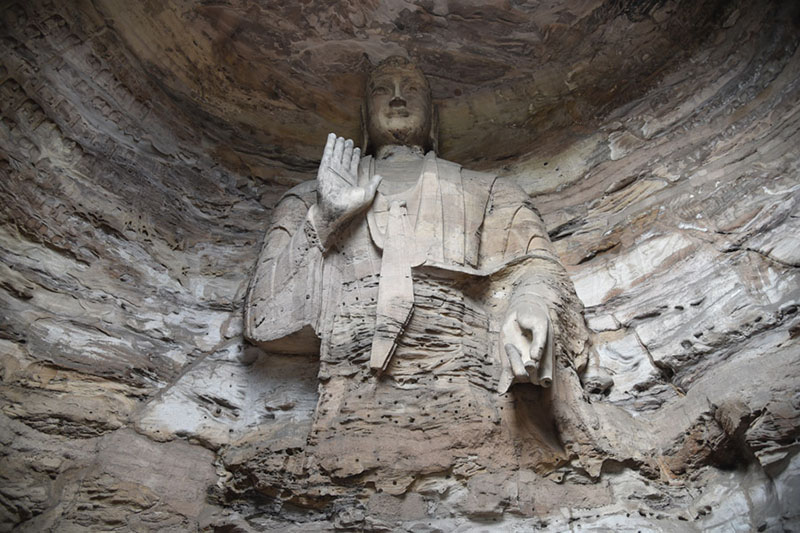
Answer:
[{"left": 1, "top": 0, "right": 798, "bottom": 531}]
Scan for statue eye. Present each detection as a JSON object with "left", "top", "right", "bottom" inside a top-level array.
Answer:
[
  {"left": 372, "top": 86, "right": 390, "bottom": 96},
  {"left": 406, "top": 85, "right": 419, "bottom": 93}
]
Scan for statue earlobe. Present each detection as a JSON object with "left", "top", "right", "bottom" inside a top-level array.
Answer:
[
  {"left": 360, "top": 102, "right": 370, "bottom": 155},
  {"left": 428, "top": 104, "right": 439, "bottom": 154}
]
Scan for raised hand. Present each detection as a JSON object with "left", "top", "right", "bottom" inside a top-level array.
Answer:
[{"left": 311, "top": 133, "right": 382, "bottom": 246}]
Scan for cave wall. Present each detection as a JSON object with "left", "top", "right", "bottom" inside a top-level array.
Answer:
[{"left": 1, "top": 0, "right": 798, "bottom": 531}]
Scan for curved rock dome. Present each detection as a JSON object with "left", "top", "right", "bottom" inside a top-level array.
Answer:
[{"left": 1, "top": 0, "right": 798, "bottom": 530}]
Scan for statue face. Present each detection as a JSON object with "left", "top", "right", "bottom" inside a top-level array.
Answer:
[{"left": 366, "top": 65, "right": 432, "bottom": 151}]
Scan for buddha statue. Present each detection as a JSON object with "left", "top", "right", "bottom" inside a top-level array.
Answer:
[{"left": 244, "top": 56, "right": 604, "bottom": 488}]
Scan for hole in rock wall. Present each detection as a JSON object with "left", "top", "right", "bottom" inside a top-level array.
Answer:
[{"left": 0, "top": 0, "right": 798, "bottom": 531}]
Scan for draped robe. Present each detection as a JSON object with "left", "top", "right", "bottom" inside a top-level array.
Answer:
[{"left": 244, "top": 153, "right": 591, "bottom": 485}]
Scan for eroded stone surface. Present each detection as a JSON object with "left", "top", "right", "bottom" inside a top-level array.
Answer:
[{"left": 1, "top": 0, "right": 798, "bottom": 531}]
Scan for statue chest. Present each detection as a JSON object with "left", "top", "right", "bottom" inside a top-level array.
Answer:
[{"left": 359, "top": 153, "right": 489, "bottom": 270}]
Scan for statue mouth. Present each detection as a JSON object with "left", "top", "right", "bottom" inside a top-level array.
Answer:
[{"left": 386, "top": 109, "right": 410, "bottom": 118}]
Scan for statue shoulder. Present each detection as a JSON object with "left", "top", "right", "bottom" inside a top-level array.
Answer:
[
  {"left": 267, "top": 180, "right": 317, "bottom": 228},
  {"left": 461, "top": 167, "right": 497, "bottom": 184},
  {"left": 281, "top": 179, "right": 317, "bottom": 203},
  {"left": 429, "top": 155, "right": 529, "bottom": 207},
  {"left": 432, "top": 155, "right": 498, "bottom": 189},
  {"left": 488, "top": 178, "right": 532, "bottom": 208}
]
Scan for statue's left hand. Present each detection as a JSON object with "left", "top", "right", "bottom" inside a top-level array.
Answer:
[{"left": 501, "top": 301, "right": 553, "bottom": 387}]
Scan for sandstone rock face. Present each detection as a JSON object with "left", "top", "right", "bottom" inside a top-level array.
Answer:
[{"left": 1, "top": 0, "right": 798, "bottom": 531}]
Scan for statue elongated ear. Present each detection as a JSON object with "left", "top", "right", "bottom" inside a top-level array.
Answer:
[
  {"left": 428, "top": 103, "right": 439, "bottom": 154},
  {"left": 360, "top": 102, "right": 370, "bottom": 155}
]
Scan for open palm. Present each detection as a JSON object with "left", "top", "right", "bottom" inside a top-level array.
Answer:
[{"left": 312, "top": 133, "right": 382, "bottom": 246}]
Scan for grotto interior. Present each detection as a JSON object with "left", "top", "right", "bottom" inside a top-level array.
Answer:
[{"left": 1, "top": 0, "right": 799, "bottom": 531}]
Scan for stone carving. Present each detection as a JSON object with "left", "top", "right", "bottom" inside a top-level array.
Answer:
[
  {"left": 245, "top": 56, "right": 589, "bottom": 393},
  {"left": 4, "top": 2, "right": 800, "bottom": 529},
  {"left": 243, "top": 58, "right": 599, "bottom": 483}
]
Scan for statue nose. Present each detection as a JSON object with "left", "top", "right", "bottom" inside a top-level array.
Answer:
[{"left": 389, "top": 96, "right": 406, "bottom": 108}]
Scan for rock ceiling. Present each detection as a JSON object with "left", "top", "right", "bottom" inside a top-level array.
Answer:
[
  {"left": 91, "top": 0, "right": 729, "bottom": 168},
  {"left": 1, "top": 0, "right": 799, "bottom": 530}
]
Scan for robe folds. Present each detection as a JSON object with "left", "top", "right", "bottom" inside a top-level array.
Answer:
[{"left": 244, "top": 152, "right": 588, "bottom": 393}]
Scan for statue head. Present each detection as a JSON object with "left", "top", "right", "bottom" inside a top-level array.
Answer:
[{"left": 362, "top": 56, "right": 438, "bottom": 155}]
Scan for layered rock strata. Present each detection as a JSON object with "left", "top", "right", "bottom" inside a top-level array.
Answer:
[{"left": 1, "top": 0, "right": 798, "bottom": 531}]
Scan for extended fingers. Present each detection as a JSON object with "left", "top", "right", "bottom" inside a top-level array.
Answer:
[
  {"left": 518, "top": 311, "right": 548, "bottom": 369},
  {"left": 343, "top": 138, "right": 353, "bottom": 167},
  {"left": 504, "top": 343, "right": 527, "bottom": 379},
  {"left": 350, "top": 147, "right": 361, "bottom": 175},
  {"left": 319, "top": 133, "right": 336, "bottom": 184},
  {"left": 322, "top": 133, "right": 335, "bottom": 167},
  {"left": 364, "top": 173, "right": 382, "bottom": 198},
  {"left": 332, "top": 136, "right": 345, "bottom": 166},
  {"left": 528, "top": 329, "right": 547, "bottom": 370},
  {"left": 502, "top": 311, "right": 530, "bottom": 378}
]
